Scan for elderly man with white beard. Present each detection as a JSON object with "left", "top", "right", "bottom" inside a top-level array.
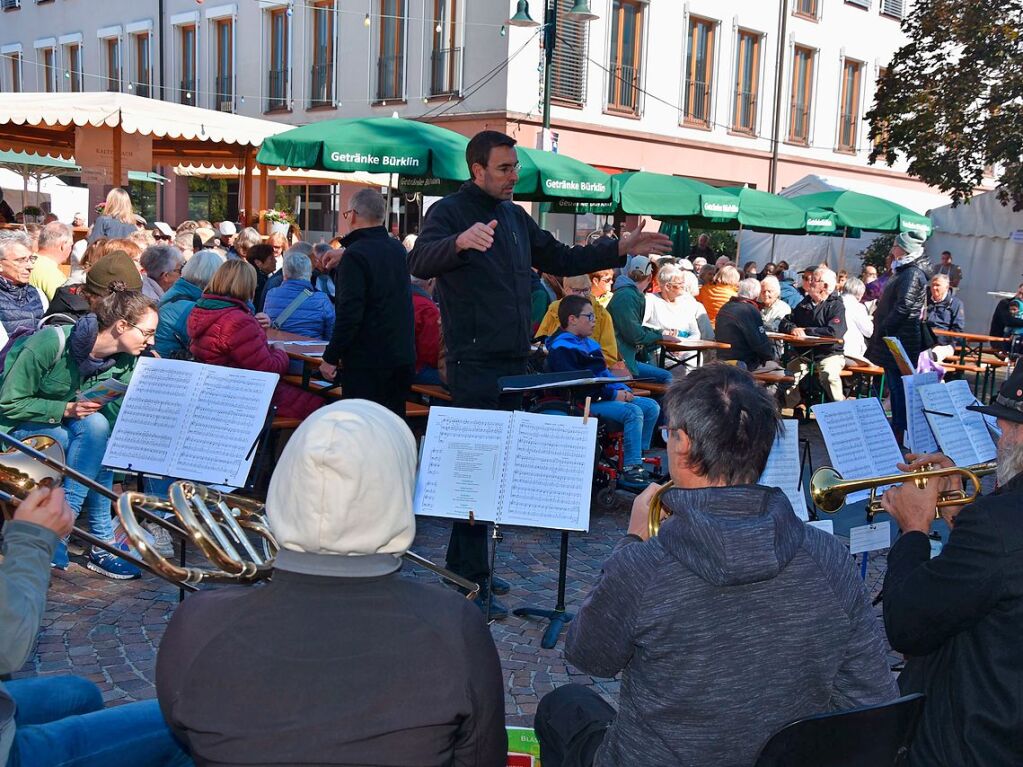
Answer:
[{"left": 881, "top": 362, "right": 1023, "bottom": 767}]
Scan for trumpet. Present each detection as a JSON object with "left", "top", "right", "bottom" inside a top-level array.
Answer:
[
  {"left": 0, "top": 433, "right": 480, "bottom": 598},
  {"left": 810, "top": 461, "right": 998, "bottom": 520},
  {"left": 647, "top": 480, "right": 676, "bottom": 538}
]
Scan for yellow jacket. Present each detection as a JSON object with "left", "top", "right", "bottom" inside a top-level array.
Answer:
[{"left": 537, "top": 299, "right": 622, "bottom": 368}]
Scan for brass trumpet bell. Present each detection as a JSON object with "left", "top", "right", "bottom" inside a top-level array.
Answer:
[{"left": 647, "top": 480, "right": 676, "bottom": 538}]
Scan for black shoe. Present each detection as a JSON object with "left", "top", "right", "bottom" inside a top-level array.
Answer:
[
  {"left": 618, "top": 467, "right": 652, "bottom": 493},
  {"left": 489, "top": 575, "right": 511, "bottom": 595},
  {"left": 473, "top": 591, "right": 509, "bottom": 620}
]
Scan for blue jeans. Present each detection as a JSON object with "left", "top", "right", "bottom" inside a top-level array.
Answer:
[
  {"left": 589, "top": 396, "right": 660, "bottom": 466},
  {"left": 10, "top": 414, "right": 115, "bottom": 542},
  {"left": 634, "top": 361, "right": 672, "bottom": 384},
  {"left": 7, "top": 676, "right": 192, "bottom": 767}
]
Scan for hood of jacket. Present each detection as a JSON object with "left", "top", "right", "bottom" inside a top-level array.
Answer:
[
  {"left": 188, "top": 295, "right": 249, "bottom": 338},
  {"left": 613, "top": 273, "right": 639, "bottom": 292},
  {"left": 159, "top": 277, "right": 203, "bottom": 307},
  {"left": 655, "top": 484, "right": 804, "bottom": 587}
]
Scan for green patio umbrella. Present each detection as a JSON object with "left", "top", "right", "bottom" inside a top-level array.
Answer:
[
  {"left": 788, "top": 190, "right": 932, "bottom": 236},
  {"left": 612, "top": 171, "right": 739, "bottom": 220},
  {"left": 256, "top": 117, "right": 470, "bottom": 179},
  {"left": 721, "top": 187, "right": 810, "bottom": 233},
  {"left": 399, "top": 145, "right": 613, "bottom": 203}
]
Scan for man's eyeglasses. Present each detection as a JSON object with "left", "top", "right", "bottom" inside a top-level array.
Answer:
[
  {"left": 342, "top": 209, "right": 354, "bottom": 221},
  {"left": 578, "top": 312, "right": 596, "bottom": 321},
  {"left": 9, "top": 255, "right": 37, "bottom": 266},
  {"left": 127, "top": 322, "right": 156, "bottom": 340},
  {"left": 491, "top": 162, "right": 521, "bottom": 176},
  {"left": 660, "top": 427, "right": 675, "bottom": 444},
  {"left": 594, "top": 276, "right": 613, "bottom": 284}
]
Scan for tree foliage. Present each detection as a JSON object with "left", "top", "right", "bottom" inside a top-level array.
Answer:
[{"left": 866, "top": 0, "right": 1023, "bottom": 209}]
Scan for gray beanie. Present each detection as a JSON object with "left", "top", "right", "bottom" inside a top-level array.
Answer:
[{"left": 894, "top": 230, "right": 925, "bottom": 258}]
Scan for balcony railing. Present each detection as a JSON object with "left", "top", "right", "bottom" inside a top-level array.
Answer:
[
  {"left": 267, "top": 68, "right": 288, "bottom": 111},
  {"left": 133, "top": 80, "right": 151, "bottom": 99},
  {"left": 733, "top": 88, "right": 757, "bottom": 133},
  {"left": 376, "top": 54, "right": 404, "bottom": 101},
  {"left": 429, "top": 47, "right": 461, "bottom": 97},
  {"left": 179, "top": 78, "right": 195, "bottom": 105},
  {"left": 215, "top": 73, "right": 233, "bottom": 111},
  {"left": 607, "top": 63, "right": 640, "bottom": 114},
  {"left": 310, "top": 62, "right": 333, "bottom": 107},
  {"left": 837, "top": 112, "right": 858, "bottom": 151},
  {"left": 789, "top": 103, "right": 810, "bottom": 143},
  {"left": 684, "top": 78, "right": 711, "bottom": 125},
  {"left": 106, "top": 75, "right": 121, "bottom": 93}
]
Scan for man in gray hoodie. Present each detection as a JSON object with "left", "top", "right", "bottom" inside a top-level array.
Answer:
[{"left": 535, "top": 364, "right": 898, "bottom": 767}]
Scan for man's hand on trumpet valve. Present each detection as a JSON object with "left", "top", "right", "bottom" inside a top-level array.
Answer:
[
  {"left": 881, "top": 452, "right": 959, "bottom": 534},
  {"left": 628, "top": 481, "right": 664, "bottom": 541}
]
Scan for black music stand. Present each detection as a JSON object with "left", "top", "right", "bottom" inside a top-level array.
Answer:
[{"left": 498, "top": 371, "right": 608, "bottom": 649}]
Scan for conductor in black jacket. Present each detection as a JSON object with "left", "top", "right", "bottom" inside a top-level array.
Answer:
[
  {"left": 408, "top": 131, "right": 671, "bottom": 615},
  {"left": 319, "top": 189, "right": 415, "bottom": 417},
  {"left": 881, "top": 364, "right": 1023, "bottom": 767}
]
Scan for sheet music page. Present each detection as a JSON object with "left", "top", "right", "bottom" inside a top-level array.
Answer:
[
  {"left": 499, "top": 411, "right": 597, "bottom": 531},
  {"left": 102, "top": 358, "right": 278, "bottom": 487},
  {"left": 947, "top": 380, "right": 997, "bottom": 462},
  {"left": 917, "top": 383, "right": 980, "bottom": 466},
  {"left": 758, "top": 420, "right": 807, "bottom": 521},
  {"left": 903, "top": 373, "right": 940, "bottom": 453},
  {"left": 412, "top": 407, "right": 512, "bottom": 523},
  {"left": 812, "top": 399, "right": 904, "bottom": 503}
]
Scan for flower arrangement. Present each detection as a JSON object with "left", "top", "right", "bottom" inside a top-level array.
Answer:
[
  {"left": 22, "top": 205, "right": 43, "bottom": 218},
  {"left": 262, "top": 206, "right": 296, "bottom": 225}
]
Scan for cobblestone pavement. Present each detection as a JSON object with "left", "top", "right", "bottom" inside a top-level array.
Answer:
[{"left": 15, "top": 421, "right": 900, "bottom": 728}]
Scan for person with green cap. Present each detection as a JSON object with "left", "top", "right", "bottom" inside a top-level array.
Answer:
[
  {"left": 44, "top": 251, "right": 144, "bottom": 323},
  {"left": 866, "top": 230, "right": 930, "bottom": 445}
]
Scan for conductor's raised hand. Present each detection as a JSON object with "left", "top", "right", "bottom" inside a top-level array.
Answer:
[
  {"left": 617, "top": 219, "right": 673, "bottom": 258},
  {"left": 14, "top": 486, "right": 74, "bottom": 539},
  {"left": 456, "top": 220, "right": 498, "bottom": 253}
]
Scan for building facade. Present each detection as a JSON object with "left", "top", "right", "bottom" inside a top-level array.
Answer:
[{"left": 0, "top": 0, "right": 982, "bottom": 239}]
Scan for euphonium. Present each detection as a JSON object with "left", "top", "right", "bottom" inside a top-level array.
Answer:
[
  {"left": 0, "top": 433, "right": 479, "bottom": 597},
  {"left": 810, "top": 461, "right": 997, "bottom": 520},
  {"left": 647, "top": 481, "right": 676, "bottom": 538}
]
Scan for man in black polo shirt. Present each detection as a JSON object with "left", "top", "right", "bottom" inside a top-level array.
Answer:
[
  {"left": 320, "top": 189, "right": 415, "bottom": 418},
  {"left": 409, "top": 130, "right": 671, "bottom": 615}
]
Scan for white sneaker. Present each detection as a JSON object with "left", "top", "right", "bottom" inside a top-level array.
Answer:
[{"left": 142, "top": 521, "right": 175, "bottom": 557}]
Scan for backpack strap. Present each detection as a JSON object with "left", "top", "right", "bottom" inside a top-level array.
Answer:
[{"left": 271, "top": 289, "right": 313, "bottom": 330}]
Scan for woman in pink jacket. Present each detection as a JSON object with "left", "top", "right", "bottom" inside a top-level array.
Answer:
[{"left": 188, "top": 260, "right": 323, "bottom": 420}]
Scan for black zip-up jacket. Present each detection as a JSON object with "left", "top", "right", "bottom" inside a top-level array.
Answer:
[
  {"left": 779, "top": 291, "right": 847, "bottom": 361},
  {"left": 885, "top": 471, "right": 1023, "bottom": 767},
  {"left": 926, "top": 293, "right": 965, "bottom": 334},
  {"left": 867, "top": 261, "right": 929, "bottom": 364},
  {"left": 408, "top": 182, "right": 623, "bottom": 363},
  {"left": 323, "top": 226, "right": 415, "bottom": 370},
  {"left": 715, "top": 297, "right": 775, "bottom": 369}
]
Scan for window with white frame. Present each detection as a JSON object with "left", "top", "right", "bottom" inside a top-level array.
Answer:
[
  {"left": 607, "top": 0, "right": 643, "bottom": 115},
  {"left": 310, "top": 0, "right": 336, "bottom": 107},
  {"left": 549, "top": 0, "right": 587, "bottom": 106},
  {"left": 213, "top": 18, "right": 234, "bottom": 110},
  {"left": 429, "top": 0, "right": 460, "bottom": 97},
  {"left": 732, "top": 30, "right": 761, "bottom": 134},
  {"left": 62, "top": 38, "right": 84, "bottom": 92},
  {"left": 266, "top": 5, "right": 290, "bottom": 110},
  {"left": 2, "top": 47, "right": 23, "bottom": 92},
  {"left": 97, "top": 28, "right": 122, "bottom": 92},
  {"left": 179, "top": 23, "right": 197, "bottom": 104},
  {"left": 683, "top": 16, "right": 716, "bottom": 127},
  {"left": 377, "top": 0, "right": 406, "bottom": 101},
  {"left": 36, "top": 43, "right": 57, "bottom": 92},
  {"left": 837, "top": 58, "right": 862, "bottom": 151},
  {"left": 131, "top": 31, "right": 152, "bottom": 97}
]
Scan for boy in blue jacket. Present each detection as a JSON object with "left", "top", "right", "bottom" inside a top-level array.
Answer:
[{"left": 547, "top": 294, "right": 660, "bottom": 489}]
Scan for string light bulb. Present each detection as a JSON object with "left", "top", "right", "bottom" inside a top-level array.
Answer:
[
  {"left": 500, "top": 25, "right": 507, "bottom": 37},
  {"left": 364, "top": 13, "right": 371, "bottom": 27},
  {"left": 435, "top": 22, "right": 442, "bottom": 33}
]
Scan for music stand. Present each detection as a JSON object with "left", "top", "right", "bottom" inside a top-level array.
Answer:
[{"left": 497, "top": 371, "right": 607, "bottom": 649}]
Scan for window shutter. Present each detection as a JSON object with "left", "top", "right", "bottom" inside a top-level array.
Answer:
[
  {"left": 846, "top": 0, "right": 870, "bottom": 8},
  {"left": 550, "top": 0, "right": 589, "bottom": 106},
  {"left": 880, "top": 0, "right": 904, "bottom": 18}
]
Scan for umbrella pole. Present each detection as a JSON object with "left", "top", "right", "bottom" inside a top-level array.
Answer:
[
  {"left": 384, "top": 173, "right": 394, "bottom": 235},
  {"left": 736, "top": 222, "right": 743, "bottom": 261},
  {"left": 770, "top": 233, "right": 776, "bottom": 262},
  {"left": 839, "top": 227, "right": 847, "bottom": 271}
]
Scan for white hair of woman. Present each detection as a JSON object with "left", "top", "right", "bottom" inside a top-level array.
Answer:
[
  {"left": 737, "top": 278, "right": 761, "bottom": 301},
  {"left": 181, "top": 249, "right": 226, "bottom": 289}
]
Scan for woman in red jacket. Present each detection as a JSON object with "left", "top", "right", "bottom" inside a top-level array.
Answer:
[{"left": 188, "top": 260, "right": 323, "bottom": 420}]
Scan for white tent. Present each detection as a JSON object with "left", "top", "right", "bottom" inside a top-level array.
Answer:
[
  {"left": 927, "top": 189, "right": 1023, "bottom": 333},
  {"left": 736, "top": 173, "right": 950, "bottom": 273}
]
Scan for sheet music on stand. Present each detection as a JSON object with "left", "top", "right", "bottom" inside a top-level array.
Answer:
[
  {"left": 758, "top": 420, "right": 808, "bottom": 521},
  {"left": 917, "top": 379, "right": 997, "bottom": 466},
  {"left": 102, "top": 357, "right": 279, "bottom": 488},
  {"left": 413, "top": 406, "right": 598, "bottom": 532},
  {"left": 811, "top": 398, "right": 905, "bottom": 504},
  {"left": 903, "top": 372, "right": 940, "bottom": 453}
]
